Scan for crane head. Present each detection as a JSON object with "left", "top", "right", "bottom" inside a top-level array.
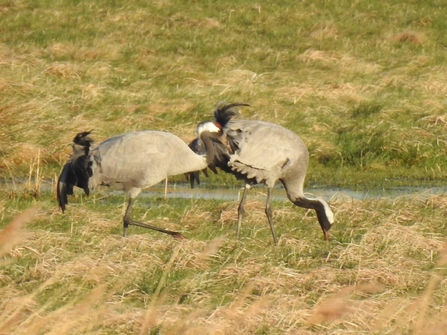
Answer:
[
  {"left": 196, "top": 121, "right": 221, "bottom": 137},
  {"left": 73, "top": 130, "right": 94, "bottom": 147}
]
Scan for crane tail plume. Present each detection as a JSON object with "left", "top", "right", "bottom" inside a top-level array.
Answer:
[
  {"left": 214, "top": 101, "right": 250, "bottom": 128},
  {"left": 57, "top": 131, "right": 94, "bottom": 212},
  {"left": 57, "top": 164, "right": 71, "bottom": 213},
  {"left": 57, "top": 157, "right": 92, "bottom": 212}
]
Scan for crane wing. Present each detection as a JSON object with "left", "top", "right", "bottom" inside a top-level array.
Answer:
[
  {"left": 92, "top": 132, "right": 171, "bottom": 185},
  {"left": 90, "top": 131, "right": 207, "bottom": 189},
  {"left": 224, "top": 120, "right": 304, "bottom": 183}
]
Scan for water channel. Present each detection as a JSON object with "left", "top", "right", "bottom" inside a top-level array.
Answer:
[
  {"left": 144, "top": 182, "right": 447, "bottom": 202},
  {"left": 2, "top": 179, "right": 446, "bottom": 202}
]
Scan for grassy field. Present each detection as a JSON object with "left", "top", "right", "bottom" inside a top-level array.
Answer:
[
  {"left": 2, "top": 0, "right": 447, "bottom": 334},
  {"left": 1, "top": 0, "right": 447, "bottom": 186},
  {"left": 2, "top": 190, "right": 447, "bottom": 334}
]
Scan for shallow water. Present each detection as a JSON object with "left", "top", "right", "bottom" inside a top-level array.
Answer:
[
  {"left": 145, "top": 183, "right": 447, "bottom": 202},
  {"left": 2, "top": 179, "right": 446, "bottom": 201}
]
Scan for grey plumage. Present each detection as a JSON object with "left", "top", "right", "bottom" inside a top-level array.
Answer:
[
  {"left": 198, "top": 102, "right": 334, "bottom": 245},
  {"left": 57, "top": 125, "right": 220, "bottom": 239}
]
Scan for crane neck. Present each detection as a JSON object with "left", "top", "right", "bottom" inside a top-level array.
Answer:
[{"left": 199, "top": 131, "right": 218, "bottom": 166}]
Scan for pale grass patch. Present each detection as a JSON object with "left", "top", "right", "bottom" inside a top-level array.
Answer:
[
  {"left": 380, "top": 73, "right": 413, "bottom": 89},
  {"left": 308, "top": 283, "right": 383, "bottom": 325},
  {"left": 296, "top": 49, "right": 383, "bottom": 78},
  {"left": 0, "top": 101, "right": 39, "bottom": 129},
  {"left": 0, "top": 285, "right": 113, "bottom": 335},
  {"left": 47, "top": 42, "right": 120, "bottom": 63},
  {"left": 211, "top": 69, "right": 260, "bottom": 96},
  {"left": 217, "top": 258, "right": 263, "bottom": 282},
  {"left": 208, "top": 296, "right": 273, "bottom": 334},
  {"left": 218, "top": 199, "right": 267, "bottom": 228},
  {"left": 276, "top": 80, "right": 377, "bottom": 107},
  {"left": 218, "top": 202, "right": 239, "bottom": 226},
  {"left": 84, "top": 61, "right": 114, "bottom": 78},
  {"left": 420, "top": 114, "right": 447, "bottom": 128},
  {"left": 320, "top": 83, "right": 368, "bottom": 105},
  {"left": 81, "top": 83, "right": 104, "bottom": 100},
  {"left": 298, "top": 49, "right": 338, "bottom": 63},
  {"left": 2, "top": 143, "right": 43, "bottom": 168},
  {"left": 0, "top": 1, "right": 26, "bottom": 14},
  {"left": 146, "top": 102, "right": 172, "bottom": 117},
  {"left": 163, "top": 239, "right": 224, "bottom": 271},
  {"left": 0, "top": 206, "right": 37, "bottom": 258},
  {"left": 46, "top": 42, "right": 74, "bottom": 58},
  {"left": 215, "top": 56, "right": 239, "bottom": 69},
  {"left": 411, "top": 77, "right": 447, "bottom": 97},
  {"left": 392, "top": 31, "right": 426, "bottom": 45},
  {"left": 380, "top": 70, "right": 447, "bottom": 102},
  {"left": 45, "top": 63, "right": 81, "bottom": 80},
  {"left": 180, "top": 205, "right": 214, "bottom": 229},
  {"left": 0, "top": 80, "right": 9, "bottom": 91},
  {"left": 201, "top": 18, "right": 223, "bottom": 29}
]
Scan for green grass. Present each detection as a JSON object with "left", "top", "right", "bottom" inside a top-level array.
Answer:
[{"left": 1, "top": 0, "right": 447, "bottom": 186}]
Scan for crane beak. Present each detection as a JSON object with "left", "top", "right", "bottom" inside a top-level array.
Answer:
[{"left": 323, "top": 231, "right": 330, "bottom": 241}]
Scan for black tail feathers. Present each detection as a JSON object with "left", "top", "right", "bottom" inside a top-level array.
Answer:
[
  {"left": 213, "top": 101, "right": 249, "bottom": 128},
  {"left": 57, "top": 131, "right": 94, "bottom": 212}
]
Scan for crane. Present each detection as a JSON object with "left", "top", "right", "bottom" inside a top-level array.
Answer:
[
  {"left": 57, "top": 123, "right": 220, "bottom": 239},
  {"left": 190, "top": 102, "right": 334, "bottom": 245}
]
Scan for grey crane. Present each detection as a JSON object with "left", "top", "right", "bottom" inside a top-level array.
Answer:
[
  {"left": 190, "top": 102, "right": 334, "bottom": 245},
  {"left": 57, "top": 123, "right": 220, "bottom": 239}
]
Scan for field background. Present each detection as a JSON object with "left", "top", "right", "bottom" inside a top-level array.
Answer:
[{"left": 1, "top": 0, "right": 447, "bottom": 334}]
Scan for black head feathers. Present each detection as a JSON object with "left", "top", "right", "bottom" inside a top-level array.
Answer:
[
  {"left": 213, "top": 101, "right": 249, "bottom": 128},
  {"left": 73, "top": 130, "right": 94, "bottom": 147},
  {"left": 72, "top": 130, "right": 94, "bottom": 156}
]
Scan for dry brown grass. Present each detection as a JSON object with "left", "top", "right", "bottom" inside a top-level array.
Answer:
[
  {"left": 2, "top": 193, "right": 447, "bottom": 334},
  {"left": 392, "top": 31, "right": 426, "bottom": 44},
  {"left": 0, "top": 206, "right": 37, "bottom": 259}
]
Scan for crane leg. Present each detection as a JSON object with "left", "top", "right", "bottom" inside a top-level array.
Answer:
[
  {"left": 236, "top": 184, "right": 249, "bottom": 239},
  {"left": 123, "top": 198, "right": 187, "bottom": 240},
  {"left": 265, "top": 188, "right": 278, "bottom": 245}
]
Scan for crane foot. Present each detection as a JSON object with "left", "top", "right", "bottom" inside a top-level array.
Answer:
[{"left": 125, "top": 219, "right": 187, "bottom": 240}]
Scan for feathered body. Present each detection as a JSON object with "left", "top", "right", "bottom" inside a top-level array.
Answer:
[
  {"left": 196, "top": 101, "right": 334, "bottom": 244},
  {"left": 89, "top": 131, "right": 208, "bottom": 196},
  {"left": 225, "top": 119, "right": 309, "bottom": 188},
  {"left": 58, "top": 125, "right": 219, "bottom": 239}
]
